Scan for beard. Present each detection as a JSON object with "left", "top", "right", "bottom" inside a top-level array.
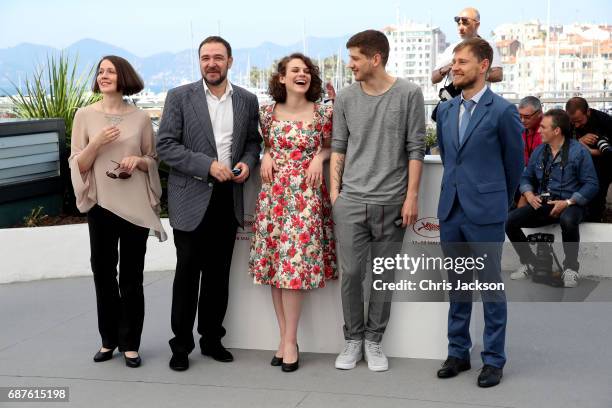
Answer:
[
  {"left": 453, "top": 75, "right": 476, "bottom": 90},
  {"left": 203, "top": 69, "right": 228, "bottom": 86}
]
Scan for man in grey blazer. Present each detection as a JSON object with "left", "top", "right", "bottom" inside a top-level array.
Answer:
[{"left": 157, "top": 36, "right": 261, "bottom": 371}]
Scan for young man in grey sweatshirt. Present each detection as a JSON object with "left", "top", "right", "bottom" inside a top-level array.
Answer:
[{"left": 331, "top": 29, "right": 426, "bottom": 372}]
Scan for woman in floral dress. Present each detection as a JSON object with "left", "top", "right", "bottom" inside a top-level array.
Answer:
[{"left": 249, "top": 53, "right": 336, "bottom": 372}]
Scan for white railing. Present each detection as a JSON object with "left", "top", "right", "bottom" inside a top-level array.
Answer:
[{"left": 3, "top": 97, "right": 611, "bottom": 119}]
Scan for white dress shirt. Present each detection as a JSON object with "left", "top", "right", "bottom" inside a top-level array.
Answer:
[{"left": 204, "top": 80, "right": 234, "bottom": 169}]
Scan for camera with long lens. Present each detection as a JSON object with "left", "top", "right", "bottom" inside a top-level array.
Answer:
[
  {"left": 596, "top": 137, "right": 612, "bottom": 154},
  {"left": 526, "top": 233, "right": 563, "bottom": 287}
]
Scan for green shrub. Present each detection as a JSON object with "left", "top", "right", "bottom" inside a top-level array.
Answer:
[
  {"left": 22, "top": 206, "right": 48, "bottom": 228},
  {"left": 6, "top": 53, "right": 100, "bottom": 148}
]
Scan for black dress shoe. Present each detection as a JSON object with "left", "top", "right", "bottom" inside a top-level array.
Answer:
[
  {"left": 201, "top": 343, "right": 233, "bottom": 362},
  {"left": 270, "top": 354, "right": 283, "bottom": 366},
  {"left": 437, "top": 356, "right": 471, "bottom": 378},
  {"left": 281, "top": 345, "right": 299, "bottom": 372},
  {"left": 93, "top": 347, "right": 115, "bottom": 362},
  {"left": 169, "top": 353, "right": 189, "bottom": 371},
  {"left": 478, "top": 365, "right": 503, "bottom": 388},
  {"left": 124, "top": 353, "right": 142, "bottom": 368}
]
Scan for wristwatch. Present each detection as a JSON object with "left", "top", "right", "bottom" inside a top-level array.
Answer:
[{"left": 565, "top": 199, "right": 573, "bottom": 207}]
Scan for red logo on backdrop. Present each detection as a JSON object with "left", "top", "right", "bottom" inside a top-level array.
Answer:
[{"left": 412, "top": 217, "right": 440, "bottom": 238}]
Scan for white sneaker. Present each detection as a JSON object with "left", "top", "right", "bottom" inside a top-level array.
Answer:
[
  {"left": 364, "top": 340, "right": 388, "bottom": 372},
  {"left": 335, "top": 339, "right": 363, "bottom": 370},
  {"left": 562, "top": 269, "right": 579, "bottom": 288},
  {"left": 510, "top": 264, "right": 532, "bottom": 280}
]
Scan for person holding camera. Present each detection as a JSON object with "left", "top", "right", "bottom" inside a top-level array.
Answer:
[
  {"left": 432, "top": 8, "right": 503, "bottom": 86},
  {"left": 506, "top": 109, "right": 599, "bottom": 288},
  {"left": 430, "top": 8, "right": 503, "bottom": 121},
  {"left": 566, "top": 97, "right": 612, "bottom": 222}
]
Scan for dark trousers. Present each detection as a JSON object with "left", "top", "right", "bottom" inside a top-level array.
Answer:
[
  {"left": 87, "top": 205, "right": 149, "bottom": 351},
  {"left": 440, "top": 199, "right": 507, "bottom": 369},
  {"left": 586, "top": 174, "right": 611, "bottom": 222},
  {"left": 169, "top": 183, "right": 238, "bottom": 355},
  {"left": 505, "top": 203, "right": 585, "bottom": 271}
]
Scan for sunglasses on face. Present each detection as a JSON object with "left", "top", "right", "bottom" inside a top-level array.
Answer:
[
  {"left": 106, "top": 160, "right": 131, "bottom": 179},
  {"left": 520, "top": 110, "right": 541, "bottom": 120},
  {"left": 454, "top": 16, "right": 479, "bottom": 25}
]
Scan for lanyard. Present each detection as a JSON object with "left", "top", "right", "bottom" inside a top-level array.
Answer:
[{"left": 525, "top": 131, "right": 537, "bottom": 158}]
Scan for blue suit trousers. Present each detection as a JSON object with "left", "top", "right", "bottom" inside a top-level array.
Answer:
[{"left": 440, "top": 199, "right": 507, "bottom": 369}]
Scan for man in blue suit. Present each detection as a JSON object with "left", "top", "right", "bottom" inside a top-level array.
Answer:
[{"left": 435, "top": 38, "right": 524, "bottom": 388}]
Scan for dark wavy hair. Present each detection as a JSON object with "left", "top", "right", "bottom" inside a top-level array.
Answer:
[
  {"left": 268, "top": 53, "right": 322, "bottom": 103},
  {"left": 92, "top": 55, "right": 144, "bottom": 96},
  {"left": 346, "top": 29, "right": 390, "bottom": 66}
]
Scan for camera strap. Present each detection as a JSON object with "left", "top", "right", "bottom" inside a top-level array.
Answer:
[{"left": 540, "top": 138, "right": 569, "bottom": 196}]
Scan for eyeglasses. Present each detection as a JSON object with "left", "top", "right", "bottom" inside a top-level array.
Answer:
[
  {"left": 519, "top": 110, "right": 541, "bottom": 120},
  {"left": 106, "top": 160, "right": 131, "bottom": 179},
  {"left": 454, "top": 16, "right": 479, "bottom": 25}
]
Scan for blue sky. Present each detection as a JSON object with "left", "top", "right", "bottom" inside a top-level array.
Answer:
[{"left": 1, "top": 0, "right": 609, "bottom": 56}]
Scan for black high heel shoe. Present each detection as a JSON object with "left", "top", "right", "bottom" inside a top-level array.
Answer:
[
  {"left": 281, "top": 344, "right": 299, "bottom": 372},
  {"left": 270, "top": 354, "right": 283, "bottom": 366},
  {"left": 124, "top": 353, "right": 142, "bottom": 368},
  {"left": 93, "top": 347, "right": 115, "bottom": 362}
]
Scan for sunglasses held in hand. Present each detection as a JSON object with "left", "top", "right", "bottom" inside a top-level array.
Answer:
[{"left": 106, "top": 160, "right": 131, "bottom": 179}]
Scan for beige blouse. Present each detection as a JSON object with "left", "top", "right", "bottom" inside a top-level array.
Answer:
[{"left": 69, "top": 105, "right": 167, "bottom": 241}]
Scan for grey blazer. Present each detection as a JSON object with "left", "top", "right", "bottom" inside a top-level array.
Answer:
[{"left": 156, "top": 80, "right": 262, "bottom": 232}]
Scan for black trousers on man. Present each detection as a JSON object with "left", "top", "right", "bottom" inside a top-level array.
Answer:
[
  {"left": 586, "top": 167, "right": 611, "bottom": 222},
  {"left": 505, "top": 203, "right": 586, "bottom": 271},
  {"left": 169, "top": 182, "right": 238, "bottom": 355},
  {"left": 87, "top": 205, "right": 150, "bottom": 352}
]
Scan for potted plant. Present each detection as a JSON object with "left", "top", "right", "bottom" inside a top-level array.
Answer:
[{"left": 425, "top": 127, "right": 438, "bottom": 155}]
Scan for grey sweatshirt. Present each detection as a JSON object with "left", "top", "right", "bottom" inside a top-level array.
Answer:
[{"left": 332, "top": 78, "right": 426, "bottom": 204}]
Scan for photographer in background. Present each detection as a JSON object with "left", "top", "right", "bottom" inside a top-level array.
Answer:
[
  {"left": 432, "top": 7, "right": 503, "bottom": 85},
  {"left": 566, "top": 97, "right": 612, "bottom": 222},
  {"left": 430, "top": 7, "right": 503, "bottom": 121},
  {"left": 505, "top": 109, "right": 598, "bottom": 288}
]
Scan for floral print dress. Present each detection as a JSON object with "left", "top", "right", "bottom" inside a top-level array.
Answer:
[{"left": 249, "top": 103, "right": 337, "bottom": 290}]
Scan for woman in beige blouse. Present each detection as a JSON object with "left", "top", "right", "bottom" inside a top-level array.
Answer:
[{"left": 69, "top": 55, "right": 166, "bottom": 368}]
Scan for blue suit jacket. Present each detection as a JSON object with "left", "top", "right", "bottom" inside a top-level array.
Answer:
[{"left": 436, "top": 87, "right": 524, "bottom": 225}]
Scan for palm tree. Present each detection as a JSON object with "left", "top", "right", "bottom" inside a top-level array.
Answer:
[
  {"left": 5, "top": 53, "right": 100, "bottom": 214},
  {"left": 6, "top": 53, "right": 100, "bottom": 148}
]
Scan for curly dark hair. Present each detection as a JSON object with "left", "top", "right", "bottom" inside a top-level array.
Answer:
[{"left": 268, "top": 53, "right": 322, "bottom": 103}]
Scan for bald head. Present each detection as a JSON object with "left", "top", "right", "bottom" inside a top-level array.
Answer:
[
  {"left": 457, "top": 7, "right": 481, "bottom": 39},
  {"left": 460, "top": 7, "right": 480, "bottom": 21}
]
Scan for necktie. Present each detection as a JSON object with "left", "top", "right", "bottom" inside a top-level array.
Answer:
[{"left": 459, "top": 99, "right": 476, "bottom": 145}]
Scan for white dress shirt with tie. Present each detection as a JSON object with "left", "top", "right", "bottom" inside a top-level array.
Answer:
[
  {"left": 459, "top": 84, "right": 488, "bottom": 128},
  {"left": 204, "top": 80, "right": 234, "bottom": 169}
]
